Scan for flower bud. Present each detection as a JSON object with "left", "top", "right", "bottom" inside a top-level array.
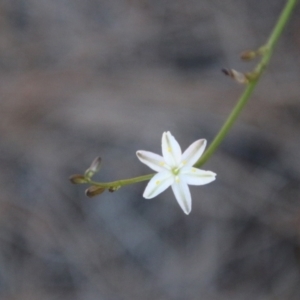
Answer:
[
  {"left": 84, "top": 157, "right": 102, "bottom": 178},
  {"left": 69, "top": 174, "right": 88, "bottom": 184},
  {"left": 222, "top": 69, "right": 249, "bottom": 84},
  {"left": 85, "top": 186, "right": 106, "bottom": 197},
  {"left": 240, "top": 50, "right": 256, "bottom": 61}
]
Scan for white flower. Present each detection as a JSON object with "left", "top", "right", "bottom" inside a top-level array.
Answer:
[{"left": 136, "top": 131, "right": 216, "bottom": 215}]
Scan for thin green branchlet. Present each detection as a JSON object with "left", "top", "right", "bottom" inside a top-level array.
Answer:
[
  {"left": 70, "top": 0, "right": 298, "bottom": 206},
  {"left": 195, "top": 0, "right": 298, "bottom": 168}
]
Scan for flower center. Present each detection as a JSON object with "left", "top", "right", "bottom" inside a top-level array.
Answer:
[{"left": 172, "top": 167, "right": 180, "bottom": 175}]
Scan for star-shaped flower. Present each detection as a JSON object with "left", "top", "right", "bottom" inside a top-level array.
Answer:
[{"left": 136, "top": 131, "right": 216, "bottom": 215}]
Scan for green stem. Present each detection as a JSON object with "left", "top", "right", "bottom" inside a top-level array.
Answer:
[
  {"left": 195, "top": 0, "right": 298, "bottom": 168},
  {"left": 88, "top": 173, "right": 154, "bottom": 188},
  {"left": 89, "top": 0, "right": 298, "bottom": 189}
]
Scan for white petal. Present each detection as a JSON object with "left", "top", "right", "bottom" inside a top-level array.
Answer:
[
  {"left": 181, "top": 167, "right": 216, "bottom": 185},
  {"left": 162, "top": 131, "right": 182, "bottom": 167},
  {"left": 136, "top": 151, "right": 168, "bottom": 172},
  {"left": 171, "top": 177, "right": 192, "bottom": 215},
  {"left": 181, "top": 139, "right": 206, "bottom": 167},
  {"left": 143, "top": 171, "right": 174, "bottom": 199}
]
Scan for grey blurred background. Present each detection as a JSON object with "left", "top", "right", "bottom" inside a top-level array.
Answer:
[{"left": 0, "top": 0, "right": 300, "bottom": 299}]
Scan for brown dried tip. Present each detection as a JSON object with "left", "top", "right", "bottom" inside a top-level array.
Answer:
[
  {"left": 222, "top": 68, "right": 230, "bottom": 76},
  {"left": 69, "top": 174, "right": 88, "bottom": 184},
  {"left": 85, "top": 186, "right": 106, "bottom": 197}
]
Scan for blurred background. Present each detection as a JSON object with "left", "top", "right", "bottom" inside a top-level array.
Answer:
[{"left": 0, "top": 0, "right": 300, "bottom": 299}]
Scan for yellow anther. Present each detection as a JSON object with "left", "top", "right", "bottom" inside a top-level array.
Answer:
[
  {"left": 159, "top": 162, "right": 165, "bottom": 166},
  {"left": 168, "top": 147, "right": 172, "bottom": 152},
  {"left": 175, "top": 176, "right": 180, "bottom": 183},
  {"left": 156, "top": 180, "right": 161, "bottom": 185}
]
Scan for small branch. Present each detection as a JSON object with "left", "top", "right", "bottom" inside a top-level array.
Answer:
[
  {"left": 71, "top": 0, "right": 298, "bottom": 190},
  {"left": 195, "top": 0, "right": 298, "bottom": 168},
  {"left": 87, "top": 173, "right": 155, "bottom": 188}
]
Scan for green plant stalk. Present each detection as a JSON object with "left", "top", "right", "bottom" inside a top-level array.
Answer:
[
  {"left": 90, "top": 0, "right": 298, "bottom": 189},
  {"left": 194, "top": 0, "right": 298, "bottom": 167},
  {"left": 88, "top": 173, "right": 154, "bottom": 188}
]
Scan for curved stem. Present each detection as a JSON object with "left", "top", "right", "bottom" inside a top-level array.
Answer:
[
  {"left": 195, "top": 0, "right": 298, "bottom": 168},
  {"left": 88, "top": 0, "right": 298, "bottom": 188},
  {"left": 88, "top": 173, "right": 154, "bottom": 188}
]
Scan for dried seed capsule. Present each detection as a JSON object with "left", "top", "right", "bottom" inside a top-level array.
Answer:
[{"left": 85, "top": 186, "right": 105, "bottom": 197}]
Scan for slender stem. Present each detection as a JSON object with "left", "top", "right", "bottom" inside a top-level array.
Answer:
[
  {"left": 195, "top": 0, "right": 298, "bottom": 168},
  {"left": 88, "top": 0, "right": 298, "bottom": 188},
  {"left": 88, "top": 173, "right": 154, "bottom": 188}
]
